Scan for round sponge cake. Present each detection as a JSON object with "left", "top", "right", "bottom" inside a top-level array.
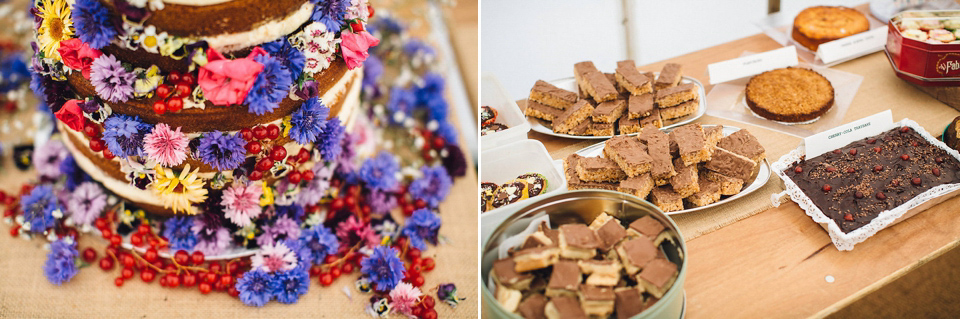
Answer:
[
  {"left": 792, "top": 6, "right": 870, "bottom": 51},
  {"left": 745, "top": 68, "right": 834, "bottom": 123}
]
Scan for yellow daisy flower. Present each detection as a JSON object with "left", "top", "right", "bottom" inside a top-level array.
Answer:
[
  {"left": 36, "top": 0, "right": 74, "bottom": 61},
  {"left": 152, "top": 164, "right": 208, "bottom": 215}
]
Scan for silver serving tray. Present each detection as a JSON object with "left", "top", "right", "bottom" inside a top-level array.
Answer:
[
  {"left": 528, "top": 73, "right": 707, "bottom": 139},
  {"left": 570, "top": 125, "right": 771, "bottom": 215}
]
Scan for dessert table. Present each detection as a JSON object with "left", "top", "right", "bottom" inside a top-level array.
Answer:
[
  {"left": 518, "top": 34, "right": 960, "bottom": 317},
  {"left": 0, "top": 0, "right": 480, "bottom": 317}
]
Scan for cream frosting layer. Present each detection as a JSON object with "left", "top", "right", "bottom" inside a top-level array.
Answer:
[{"left": 201, "top": 2, "right": 315, "bottom": 52}]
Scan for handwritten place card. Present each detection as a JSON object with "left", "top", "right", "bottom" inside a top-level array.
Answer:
[
  {"left": 804, "top": 110, "right": 894, "bottom": 158},
  {"left": 816, "top": 27, "right": 888, "bottom": 65},
  {"left": 707, "top": 46, "right": 799, "bottom": 85}
]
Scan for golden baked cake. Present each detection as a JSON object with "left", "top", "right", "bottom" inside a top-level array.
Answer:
[
  {"left": 792, "top": 6, "right": 870, "bottom": 51},
  {"left": 745, "top": 68, "right": 834, "bottom": 123}
]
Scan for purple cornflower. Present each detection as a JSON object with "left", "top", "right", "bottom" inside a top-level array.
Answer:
[
  {"left": 72, "top": 0, "right": 117, "bottom": 49},
  {"left": 90, "top": 54, "right": 135, "bottom": 103},
  {"left": 317, "top": 117, "right": 344, "bottom": 161},
  {"left": 59, "top": 156, "right": 90, "bottom": 191},
  {"left": 359, "top": 152, "right": 398, "bottom": 191},
  {"left": 163, "top": 216, "right": 197, "bottom": 251},
  {"left": 311, "top": 0, "right": 350, "bottom": 32},
  {"left": 297, "top": 224, "right": 339, "bottom": 265},
  {"left": 289, "top": 97, "right": 330, "bottom": 144},
  {"left": 295, "top": 165, "right": 333, "bottom": 206},
  {"left": 401, "top": 209, "right": 441, "bottom": 251},
  {"left": 192, "top": 217, "right": 231, "bottom": 256},
  {"left": 197, "top": 131, "right": 247, "bottom": 171},
  {"left": 246, "top": 54, "right": 292, "bottom": 115},
  {"left": 408, "top": 165, "right": 452, "bottom": 208},
  {"left": 257, "top": 215, "right": 301, "bottom": 247},
  {"left": 366, "top": 189, "right": 396, "bottom": 216},
  {"left": 360, "top": 246, "right": 405, "bottom": 291},
  {"left": 102, "top": 114, "right": 152, "bottom": 157},
  {"left": 43, "top": 238, "right": 78, "bottom": 285},
  {"left": 67, "top": 182, "right": 106, "bottom": 227},
  {"left": 20, "top": 185, "right": 58, "bottom": 233},
  {"left": 386, "top": 86, "right": 416, "bottom": 117},
  {"left": 33, "top": 139, "right": 68, "bottom": 179}
]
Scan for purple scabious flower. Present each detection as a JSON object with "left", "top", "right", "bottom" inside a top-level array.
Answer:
[
  {"left": 197, "top": 131, "right": 247, "bottom": 171},
  {"left": 102, "top": 114, "right": 152, "bottom": 157},
  {"left": 409, "top": 165, "right": 452, "bottom": 208},
  {"left": 335, "top": 133, "right": 360, "bottom": 184},
  {"left": 67, "top": 182, "right": 106, "bottom": 227},
  {"left": 191, "top": 217, "right": 231, "bottom": 256},
  {"left": 360, "top": 246, "right": 405, "bottom": 291},
  {"left": 317, "top": 117, "right": 344, "bottom": 162},
  {"left": 289, "top": 97, "right": 330, "bottom": 144},
  {"left": 163, "top": 216, "right": 197, "bottom": 251},
  {"left": 33, "top": 139, "right": 68, "bottom": 179},
  {"left": 435, "top": 121, "right": 458, "bottom": 146},
  {"left": 362, "top": 55, "right": 382, "bottom": 94},
  {"left": 59, "top": 156, "right": 90, "bottom": 191},
  {"left": 246, "top": 54, "right": 293, "bottom": 115},
  {"left": 90, "top": 54, "right": 136, "bottom": 103},
  {"left": 236, "top": 269, "right": 275, "bottom": 307},
  {"left": 367, "top": 190, "right": 396, "bottom": 216},
  {"left": 32, "top": 72, "right": 70, "bottom": 111},
  {"left": 271, "top": 266, "right": 309, "bottom": 304},
  {"left": 43, "top": 238, "right": 78, "bottom": 285},
  {"left": 20, "top": 185, "right": 58, "bottom": 233},
  {"left": 72, "top": 0, "right": 117, "bottom": 49},
  {"left": 311, "top": 0, "right": 349, "bottom": 32},
  {"left": 297, "top": 225, "right": 339, "bottom": 265},
  {"left": 261, "top": 39, "right": 305, "bottom": 78},
  {"left": 401, "top": 209, "right": 441, "bottom": 251},
  {"left": 359, "top": 152, "right": 398, "bottom": 191},
  {"left": 257, "top": 215, "right": 301, "bottom": 247},
  {"left": 386, "top": 86, "right": 416, "bottom": 117}
]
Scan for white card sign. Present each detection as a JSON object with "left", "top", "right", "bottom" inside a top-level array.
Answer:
[
  {"left": 804, "top": 110, "right": 895, "bottom": 158},
  {"left": 816, "top": 27, "right": 888, "bottom": 64},
  {"left": 707, "top": 46, "right": 799, "bottom": 85}
]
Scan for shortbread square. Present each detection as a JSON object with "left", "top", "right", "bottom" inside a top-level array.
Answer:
[
  {"left": 637, "top": 258, "right": 679, "bottom": 299},
  {"left": 559, "top": 224, "right": 601, "bottom": 259}
]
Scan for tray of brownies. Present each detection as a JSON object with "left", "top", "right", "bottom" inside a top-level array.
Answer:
[
  {"left": 525, "top": 61, "right": 706, "bottom": 139},
  {"left": 565, "top": 123, "right": 770, "bottom": 214}
]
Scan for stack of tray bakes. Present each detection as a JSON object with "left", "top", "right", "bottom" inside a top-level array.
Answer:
[
  {"left": 491, "top": 213, "right": 679, "bottom": 319},
  {"left": 565, "top": 124, "right": 766, "bottom": 212},
  {"left": 525, "top": 61, "right": 699, "bottom": 136}
]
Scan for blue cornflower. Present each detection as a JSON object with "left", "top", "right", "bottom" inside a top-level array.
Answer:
[
  {"left": 362, "top": 55, "right": 382, "bottom": 94},
  {"left": 102, "top": 115, "right": 152, "bottom": 157},
  {"left": 317, "top": 117, "right": 344, "bottom": 162},
  {"left": 261, "top": 39, "right": 305, "bottom": 78},
  {"left": 275, "top": 204, "right": 305, "bottom": 220},
  {"left": 270, "top": 266, "right": 310, "bottom": 304},
  {"left": 403, "top": 39, "right": 436, "bottom": 58},
  {"left": 370, "top": 15, "right": 405, "bottom": 34},
  {"left": 408, "top": 165, "right": 452, "bottom": 208},
  {"left": 289, "top": 98, "right": 330, "bottom": 144},
  {"left": 29, "top": 71, "right": 46, "bottom": 100},
  {"left": 59, "top": 156, "right": 90, "bottom": 191},
  {"left": 20, "top": 185, "right": 58, "bottom": 233},
  {"left": 43, "top": 238, "right": 78, "bottom": 285},
  {"left": 385, "top": 86, "right": 416, "bottom": 117},
  {"left": 401, "top": 209, "right": 441, "bottom": 251},
  {"left": 360, "top": 246, "right": 405, "bottom": 291},
  {"left": 359, "top": 152, "right": 398, "bottom": 191},
  {"left": 0, "top": 55, "right": 29, "bottom": 93},
  {"left": 425, "top": 97, "right": 448, "bottom": 121},
  {"left": 236, "top": 269, "right": 276, "bottom": 307},
  {"left": 163, "top": 216, "right": 197, "bottom": 251},
  {"left": 197, "top": 131, "right": 247, "bottom": 171},
  {"left": 415, "top": 72, "right": 445, "bottom": 106},
  {"left": 311, "top": 0, "right": 349, "bottom": 32},
  {"left": 246, "top": 54, "right": 293, "bottom": 115},
  {"left": 435, "top": 121, "right": 459, "bottom": 146},
  {"left": 72, "top": 0, "right": 117, "bottom": 49},
  {"left": 297, "top": 225, "right": 339, "bottom": 265}
]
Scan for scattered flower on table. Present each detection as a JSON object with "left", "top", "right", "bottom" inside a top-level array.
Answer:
[
  {"left": 33, "top": 138, "right": 68, "bottom": 179},
  {"left": 401, "top": 209, "right": 441, "bottom": 251},
  {"left": 59, "top": 156, "right": 90, "bottom": 191},
  {"left": 257, "top": 214, "right": 301, "bottom": 247},
  {"left": 366, "top": 189, "right": 396, "bottom": 216},
  {"left": 337, "top": 215, "right": 379, "bottom": 250},
  {"left": 191, "top": 217, "right": 231, "bottom": 256},
  {"left": 437, "top": 283, "right": 465, "bottom": 307},
  {"left": 72, "top": 0, "right": 117, "bottom": 49},
  {"left": 21, "top": 185, "right": 58, "bottom": 233},
  {"left": 163, "top": 216, "right": 197, "bottom": 251},
  {"left": 271, "top": 266, "right": 310, "bottom": 304},
  {"left": 143, "top": 123, "right": 189, "bottom": 167},
  {"left": 360, "top": 246, "right": 405, "bottom": 292},
  {"left": 235, "top": 269, "right": 275, "bottom": 307},
  {"left": 359, "top": 152, "right": 398, "bottom": 191},
  {"left": 251, "top": 241, "right": 298, "bottom": 273},
  {"left": 90, "top": 54, "right": 137, "bottom": 103},
  {"left": 388, "top": 282, "right": 422, "bottom": 316},
  {"left": 408, "top": 165, "right": 452, "bottom": 208},
  {"left": 222, "top": 181, "right": 264, "bottom": 227},
  {"left": 297, "top": 224, "right": 339, "bottom": 265},
  {"left": 66, "top": 182, "right": 106, "bottom": 227},
  {"left": 43, "top": 238, "right": 78, "bottom": 285},
  {"left": 296, "top": 165, "right": 334, "bottom": 206}
]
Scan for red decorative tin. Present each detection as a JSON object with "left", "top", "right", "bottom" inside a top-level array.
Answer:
[{"left": 885, "top": 11, "right": 960, "bottom": 86}]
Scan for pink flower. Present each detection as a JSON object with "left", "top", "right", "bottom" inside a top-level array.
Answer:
[
  {"left": 143, "top": 123, "right": 188, "bottom": 167},
  {"left": 389, "top": 282, "right": 423, "bottom": 316},
  {"left": 340, "top": 30, "right": 379, "bottom": 69},
  {"left": 222, "top": 181, "right": 263, "bottom": 227},
  {"left": 250, "top": 241, "right": 298, "bottom": 273},
  {"left": 57, "top": 39, "right": 102, "bottom": 79},
  {"left": 197, "top": 47, "right": 266, "bottom": 106},
  {"left": 336, "top": 215, "right": 379, "bottom": 252},
  {"left": 55, "top": 100, "right": 86, "bottom": 131}
]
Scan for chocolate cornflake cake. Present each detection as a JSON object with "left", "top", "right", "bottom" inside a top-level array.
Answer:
[
  {"left": 483, "top": 172, "right": 551, "bottom": 212},
  {"left": 785, "top": 127, "right": 960, "bottom": 233},
  {"left": 490, "top": 213, "right": 681, "bottom": 318}
]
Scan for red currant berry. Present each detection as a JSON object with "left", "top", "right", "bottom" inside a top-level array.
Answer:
[
  {"left": 320, "top": 273, "right": 333, "bottom": 286},
  {"left": 228, "top": 286, "right": 240, "bottom": 297},
  {"left": 199, "top": 282, "right": 212, "bottom": 294},
  {"left": 182, "top": 273, "right": 197, "bottom": 287},
  {"left": 255, "top": 158, "right": 274, "bottom": 172},
  {"left": 252, "top": 126, "right": 268, "bottom": 140},
  {"left": 297, "top": 148, "right": 311, "bottom": 163},
  {"left": 82, "top": 248, "right": 97, "bottom": 263},
  {"left": 175, "top": 83, "right": 191, "bottom": 97},
  {"left": 99, "top": 257, "right": 114, "bottom": 271},
  {"left": 166, "top": 98, "right": 183, "bottom": 113},
  {"left": 121, "top": 267, "right": 134, "bottom": 279},
  {"left": 422, "top": 295, "right": 436, "bottom": 309},
  {"left": 266, "top": 124, "right": 280, "bottom": 139},
  {"left": 330, "top": 198, "right": 344, "bottom": 211},
  {"left": 422, "top": 257, "right": 435, "bottom": 271},
  {"left": 121, "top": 254, "right": 136, "bottom": 268},
  {"left": 409, "top": 264, "right": 423, "bottom": 276},
  {"left": 324, "top": 255, "right": 338, "bottom": 264},
  {"left": 849, "top": 149, "right": 857, "bottom": 155},
  {"left": 138, "top": 224, "right": 151, "bottom": 235},
  {"left": 342, "top": 263, "right": 354, "bottom": 274},
  {"left": 411, "top": 257, "right": 423, "bottom": 266},
  {"left": 156, "top": 84, "right": 172, "bottom": 99},
  {"left": 414, "top": 199, "right": 427, "bottom": 209},
  {"left": 159, "top": 275, "right": 167, "bottom": 287},
  {"left": 245, "top": 141, "right": 261, "bottom": 154},
  {"left": 144, "top": 248, "right": 158, "bottom": 263},
  {"left": 130, "top": 233, "right": 143, "bottom": 246},
  {"left": 402, "top": 204, "right": 415, "bottom": 217},
  {"left": 288, "top": 171, "right": 302, "bottom": 184},
  {"left": 205, "top": 272, "right": 218, "bottom": 284},
  {"left": 227, "top": 262, "right": 240, "bottom": 275},
  {"left": 301, "top": 170, "right": 315, "bottom": 181},
  {"left": 249, "top": 171, "right": 263, "bottom": 181},
  {"left": 101, "top": 228, "right": 113, "bottom": 240},
  {"left": 82, "top": 123, "right": 98, "bottom": 137},
  {"left": 412, "top": 308, "right": 423, "bottom": 317},
  {"left": 240, "top": 128, "right": 254, "bottom": 141},
  {"left": 95, "top": 218, "right": 108, "bottom": 230},
  {"left": 141, "top": 269, "right": 156, "bottom": 283},
  {"left": 220, "top": 274, "right": 233, "bottom": 287},
  {"left": 191, "top": 251, "right": 205, "bottom": 265},
  {"left": 345, "top": 195, "right": 357, "bottom": 207},
  {"left": 407, "top": 248, "right": 421, "bottom": 260},
  {"left": 152, "top": 100, "right": 166, "bottom": 115},
  {"left": 330, "top": 267, "right": 341, "bottom": 279},
  {"left": 422, "top": 309, "right": 437, "bottom": 319},
  {"left": 412, "top": 275, "right": 425, "bottom": 287},
  {"left": 110, "top": 234, "right": 122, "bottom": 247},
  {"left": 167, "top": 72, "right": 182, "bottom": 84},
  {"left": 102, "top": 148, "right": 115, "bottom": 160},
  {"left": 89, "top": 139, "right": 105, "bottom": 152},
  {"left": 270, "top": 146, "right": 287, "bottom": 161},
  {"left": 115, "top": 277, "right": 125, "bottom": 287},
  {"left": 368, "top": 4, "right": 374, "bottom": 18},
  {"left": 174, "top": 250, "right": 190, "bottom": 265},
  {"left": 180, "top": 73, "right": 196, "bottom": 85},
  {"left": 167, "top": 274, "right": 181, "bottom": 288}
]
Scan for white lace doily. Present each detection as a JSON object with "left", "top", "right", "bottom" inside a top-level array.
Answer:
[{"left": 770, "top": 119, "right": 960, "bottom": 251}]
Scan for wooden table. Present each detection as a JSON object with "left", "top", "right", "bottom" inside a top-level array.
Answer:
[{"left": 530, "top": 34, "right": 960, "bottom": 318}]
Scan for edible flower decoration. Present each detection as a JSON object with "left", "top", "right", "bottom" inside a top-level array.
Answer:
[
  {"left": 153, "top": 164, "right": 208, "bottom": 214},
  {"left": 56, "top": 39, "right": 102, "bottom": 79},
  {"left": 197, "top": 47, "right": 266, "bottom": 106},
  {"left": 340, "top": 30, "right": 380, "bottom": 69}
]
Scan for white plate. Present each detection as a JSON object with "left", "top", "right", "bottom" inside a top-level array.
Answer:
[
  {"left": 572, "top": 125, "right": 771, "bottom": 215},
  {"left": 528, "top": 74, "right": 707, "bottom": 139}
]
